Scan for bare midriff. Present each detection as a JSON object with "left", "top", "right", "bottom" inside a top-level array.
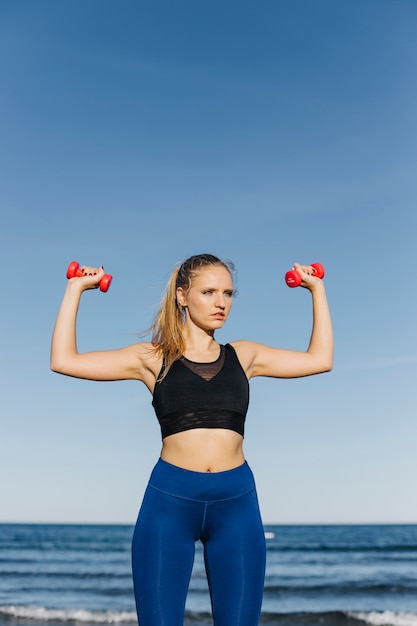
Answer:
[{"left": 160, "top": 429, "right": 245, "bottom": 473}]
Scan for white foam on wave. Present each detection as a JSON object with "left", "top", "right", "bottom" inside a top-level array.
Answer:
[
  {"left": 0, "top": 605, "right": 137, "bottom": 624},
  {"left": 349, "top": 611, "right": 417, "bottom": 626}
]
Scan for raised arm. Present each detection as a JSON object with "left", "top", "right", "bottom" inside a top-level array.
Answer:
[
  {"left": 233, "top": 263, "right": 334, "bottom": 379},
  {"left": 50, "top": 266, "right": 158, "bottom": 386}
]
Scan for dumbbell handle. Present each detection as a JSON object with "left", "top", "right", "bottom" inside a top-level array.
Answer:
[
  {"left": 285, "top": 263, "right": 325, "bottom": 288},
  {"left": 66, "top": 261, "right": 112, "bottom": 292}
]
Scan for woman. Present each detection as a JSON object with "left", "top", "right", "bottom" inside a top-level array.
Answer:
[{"left": 51, "top": 253, "right": 333, "bottom": 626}]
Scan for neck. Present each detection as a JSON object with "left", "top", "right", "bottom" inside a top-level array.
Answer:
[{"left": 182, "top": 329, "right": 218, "bottom": 354}]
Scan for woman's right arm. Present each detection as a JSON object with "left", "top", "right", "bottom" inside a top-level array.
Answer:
[{"left": 50, "top": 268, "right": 156, "bottom": 384}]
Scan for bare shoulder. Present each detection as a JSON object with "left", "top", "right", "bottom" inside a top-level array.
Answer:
[
  {"left": 228, "top": 340, "right": 261, "bottom": 377},
  {"left": 134, "top": 342, "right": 163, "bottom": 379}
]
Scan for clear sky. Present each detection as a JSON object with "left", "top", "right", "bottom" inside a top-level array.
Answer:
[{"left": 1, "top": 0, "right": 416, "bottom": 525}]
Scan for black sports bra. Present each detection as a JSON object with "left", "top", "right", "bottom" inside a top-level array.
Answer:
[{"left": 152, "top": 344, "right": 249, "bottom": 439}]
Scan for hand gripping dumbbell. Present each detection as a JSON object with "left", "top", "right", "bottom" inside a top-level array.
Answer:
[
  {"left": 66, "top": 261, "right": 113, "bottom": 292},
  {"left": 285, "top": 263, "right": 325, "bottom": 288}
]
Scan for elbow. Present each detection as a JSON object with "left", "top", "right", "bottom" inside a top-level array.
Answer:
[
  {"left": 50, "top": 354, "right": 67, "bottom": 375},
  {"left": 50, "top": 360, "right": 62, "bottom": 374},
  {"left": 309, "top": 352, "right": 333, "bottom": 375},
  {"left": 50, "top": 352, "right": 80, "bottom": 377},
  {"left": 308, "top": 348, "right": 333, "bottom": 375},
  {"left": 320, "top": 355, "right": 334, "bottom": 373},
  {"left": 50, "top": 345, "right": 75, "bottom": 375},
  {"left": 50, "top": 345, "right": 60, "bottom": 373},
  {"left": 50, "top": 354, "right": 58, "bottom": 373}
]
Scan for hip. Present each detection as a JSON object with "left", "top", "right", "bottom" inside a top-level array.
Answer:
[{"left": 147, "top": 457, "right": 257, "bottom": 503}]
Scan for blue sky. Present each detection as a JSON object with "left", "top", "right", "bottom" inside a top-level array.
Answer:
[{"left": 1, "top": 0, "right": 416, "bottom": 524}]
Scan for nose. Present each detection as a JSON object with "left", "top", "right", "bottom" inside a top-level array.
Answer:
[{"left": 215, "top": 294, "right": 226, "bottom": 309}]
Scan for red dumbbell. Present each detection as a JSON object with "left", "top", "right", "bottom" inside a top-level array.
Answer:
[
  {"left": 66, "top": 261, "right": 112, "bottom": 292},
  {"left": 285, "top": 263, "right": 325, "bottom": 288}
]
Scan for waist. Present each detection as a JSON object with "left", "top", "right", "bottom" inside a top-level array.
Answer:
[
  {"left": 148, "top": 457, "right": 255, "bottom": 501},
  {"left": 160, "top": 427, "right": 244, "bottom": 472}
]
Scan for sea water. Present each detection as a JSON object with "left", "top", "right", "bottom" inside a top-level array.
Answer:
[{"left": 0, "top": 523, "right": 416, "bottom": 626}]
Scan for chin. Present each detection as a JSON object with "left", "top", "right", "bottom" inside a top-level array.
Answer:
[{"left": 202, "top": 321, "right": 225, "bottom": 332}]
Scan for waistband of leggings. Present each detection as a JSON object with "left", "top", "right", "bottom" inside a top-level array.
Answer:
[{"left": 148, "top": 458, "right": 256, "bottom": 502}]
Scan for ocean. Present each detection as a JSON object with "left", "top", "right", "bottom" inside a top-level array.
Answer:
[{"left": 0, "top": 523, "right": 416, "bottom": 626}]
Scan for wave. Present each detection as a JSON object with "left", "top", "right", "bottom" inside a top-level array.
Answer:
[
  {"left": 1, "top": 606, "right": 417, "bottom": 626},
  {"left": 0, "top": 571, "right": 131, "bottom": 580},
  {"left": 266, "top": 613, "right": 417, "bottom": 626},
  {"left": 263, "top": 582, "right": 417, "bottom": 594},
  {"left": 0, "top": 606, "right": 137, "bottom": 624},
  {"left": 349, "top": 613, "right": 417, "bottom": 626},
  {"left": 259, "top": 612, "right": 417, "bottom": 626},
  {"left": 266, "top": 545, "right": 417, "bottom": 553}
]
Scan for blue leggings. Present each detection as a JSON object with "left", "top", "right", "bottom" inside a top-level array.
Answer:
[{"left": 131, "top": 458, "right": 266, "bottom": 626}]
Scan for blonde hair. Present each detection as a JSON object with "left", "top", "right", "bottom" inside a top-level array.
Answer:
[{"left": 150, "top": 254, "right": 235, "bottom": 377}]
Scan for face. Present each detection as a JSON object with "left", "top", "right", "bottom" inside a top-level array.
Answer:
[{"left": 177, "top": 266, "right": 234, "bottom": 331}]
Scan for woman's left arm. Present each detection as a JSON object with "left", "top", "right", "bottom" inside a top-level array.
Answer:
[{"left": 233, "top": 264, "right": 334, "bottom": 379}]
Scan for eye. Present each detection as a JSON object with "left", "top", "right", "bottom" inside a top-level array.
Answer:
[
  {"left": 203, "top": 290, "right": 214, "bottom": 295},
  {"left": 224, "top": 290, "right": 234, "bottom": 298}
]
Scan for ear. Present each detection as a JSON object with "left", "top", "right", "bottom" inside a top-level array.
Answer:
[{"left": 176, "top": 287, "right": 188, "bottom": 308}]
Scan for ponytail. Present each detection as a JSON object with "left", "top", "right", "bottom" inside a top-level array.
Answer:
[{"left": 150, "top": 265, "right": 185, "bottom": 376}]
